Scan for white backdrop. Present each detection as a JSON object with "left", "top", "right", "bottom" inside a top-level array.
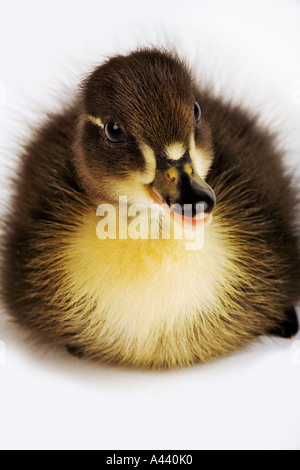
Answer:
[{"left": 0, "top": 0, "right": 300, "bottom": 450}]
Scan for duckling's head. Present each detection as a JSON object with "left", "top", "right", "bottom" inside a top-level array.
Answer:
[{"left": 74, "top": 48, "right": 216, "bottom": 222}]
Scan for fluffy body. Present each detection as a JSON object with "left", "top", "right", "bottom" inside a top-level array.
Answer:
[{"left": 1, "top": 49, "right": 300, "bottom": 368}]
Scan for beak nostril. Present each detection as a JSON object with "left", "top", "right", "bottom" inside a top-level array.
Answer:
[{"left": 165, "top": 168, "right": 178, "bottom": 183}]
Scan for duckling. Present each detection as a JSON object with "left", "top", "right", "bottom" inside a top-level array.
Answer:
[{"left": 1, "top": 48, "right": 300, "bottom": 369}]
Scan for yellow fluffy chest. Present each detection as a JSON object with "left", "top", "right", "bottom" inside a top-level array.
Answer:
[
  {"left": 58, "top": 209, "right": 241, "bottom": 367},
  {"left": 64, "top": 211, "right": 231, "bottom": 336}
]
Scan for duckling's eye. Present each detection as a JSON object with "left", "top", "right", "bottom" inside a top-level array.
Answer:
[
  {"left": 104, "top": 121, "right": 126, "bottom": 143},
  {"left": 194, "top": 102, "right": 201, "bottom": 125}
]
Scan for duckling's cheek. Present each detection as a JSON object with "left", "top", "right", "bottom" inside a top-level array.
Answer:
[
  {"left": 107, "top": 174, "right": 154, "bottom": 207},
  {"left": 138, "top": 141, "right": 156, "bottom": 184},
  {"left": 189, "top": 134, "right": 213, "bottom": 180}
]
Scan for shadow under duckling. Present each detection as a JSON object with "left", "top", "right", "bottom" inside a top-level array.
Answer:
[{"left": 1, "top": 48, "right": 300, "bottom": 369}]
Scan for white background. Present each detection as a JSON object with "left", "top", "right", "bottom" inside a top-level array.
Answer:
[{"left": 0, "top": 0, "right": 300, "bottom": 451}]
